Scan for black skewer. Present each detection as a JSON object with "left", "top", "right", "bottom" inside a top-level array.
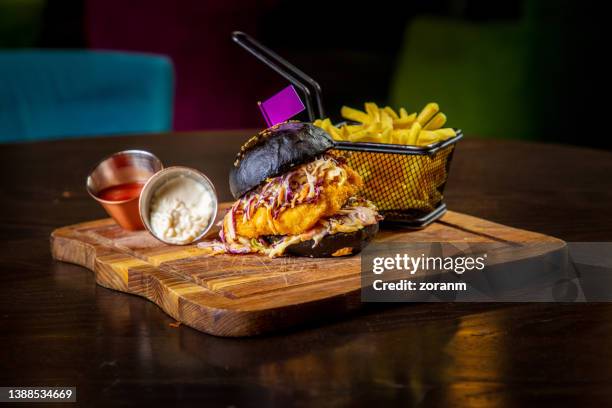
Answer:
[{"left": 231, "top": 31, "right": 325, "bottom": 121}]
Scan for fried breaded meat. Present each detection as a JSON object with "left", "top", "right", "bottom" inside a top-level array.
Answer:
[{"left": 223, "top": 158, "right": 362, "bottom": 238}]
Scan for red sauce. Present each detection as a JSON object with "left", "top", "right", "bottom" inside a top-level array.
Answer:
[{"left": 97, "top": 182, "right": 145, "bottom": 202}]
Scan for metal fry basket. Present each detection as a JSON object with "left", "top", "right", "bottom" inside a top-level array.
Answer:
[
  {"left": 232, "top": 31, "right": 463, "bottom": 228},
  {"left": 332, "top": 130, "right": 462, "bottom": 227}
]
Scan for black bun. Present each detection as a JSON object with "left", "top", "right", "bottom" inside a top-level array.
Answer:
[
  {"left": 229, "top": 122, "right": 334, "bottom": 199},
  {"left": 285, "top": 223, "right": 379, "bottom": 258}
]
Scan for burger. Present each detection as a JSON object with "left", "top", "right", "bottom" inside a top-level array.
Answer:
[{"left": 205, "top": 121, "right": 382, "bottom": 258}]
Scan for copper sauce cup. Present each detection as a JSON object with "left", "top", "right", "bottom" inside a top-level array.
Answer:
[{"left": 87, "top": 150, "right": 163, "bottom": 230}]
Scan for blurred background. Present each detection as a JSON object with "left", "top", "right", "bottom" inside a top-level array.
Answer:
[{"left": 0, "top": 0, "right": 609, "bottom": 148}]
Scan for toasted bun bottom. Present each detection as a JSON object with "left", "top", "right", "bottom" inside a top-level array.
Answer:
[{"left": 283, "top": 223, "right": 379, "bottom": 258}]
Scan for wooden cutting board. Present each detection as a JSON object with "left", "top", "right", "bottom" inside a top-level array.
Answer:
[{"left": 51, "top": 204, "right": 564, "bottom": 337}]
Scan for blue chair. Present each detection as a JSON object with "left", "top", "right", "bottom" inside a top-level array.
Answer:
[{"left": 0, "top": 50, "right": 174, "bottom": 143}]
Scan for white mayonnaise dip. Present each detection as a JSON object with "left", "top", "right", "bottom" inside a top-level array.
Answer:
[{"left": 149, "top": 175, "right": 214, "bottom": 244}]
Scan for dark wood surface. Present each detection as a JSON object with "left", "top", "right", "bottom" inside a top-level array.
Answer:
[{"left": 2, "top": 132, "right": 612, "bottom": 407}]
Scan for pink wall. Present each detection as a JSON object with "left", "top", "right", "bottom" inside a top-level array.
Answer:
[{"left": 86, "top": 0, "right": 283, "bottom": 131}]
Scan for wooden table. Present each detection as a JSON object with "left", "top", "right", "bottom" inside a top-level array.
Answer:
[{"left": 1, "top": 132, "right": 612, "bottom": 406}]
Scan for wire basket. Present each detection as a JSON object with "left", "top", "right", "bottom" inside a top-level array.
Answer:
[{"left": 331, "top": 130, "right": 462, "bottom": 228}]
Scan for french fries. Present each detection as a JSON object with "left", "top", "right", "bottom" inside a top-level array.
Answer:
[
  {"left": 314, "top": 102, "right": 456, "bottom": 147},
  {"left": 313, "top": 102, "right": 458, "bottom": 213}
]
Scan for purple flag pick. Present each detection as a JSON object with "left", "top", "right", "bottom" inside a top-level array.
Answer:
[{"left": 258, "top": 85, "right": 305, "bottom": 127}]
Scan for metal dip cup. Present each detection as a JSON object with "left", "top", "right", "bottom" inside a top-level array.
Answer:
[
  {"left": 87, "top": 150, "right": 163, "bottom": 230},
  {"left": 139, "top": 166, "right": 218, "bottom": 245}
]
